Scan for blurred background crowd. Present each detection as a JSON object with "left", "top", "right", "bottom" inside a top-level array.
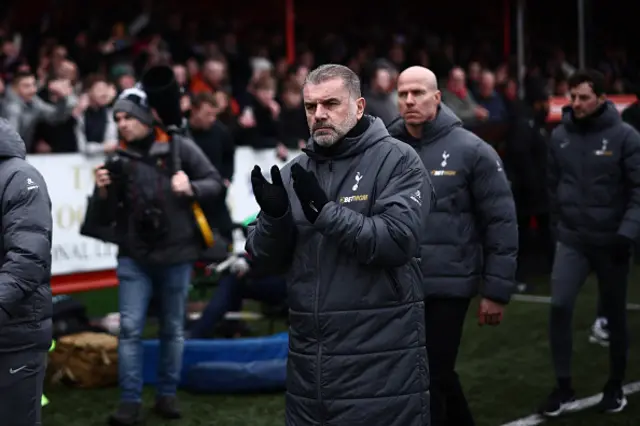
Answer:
[{"left": 0, "top": 0, "right": 639, "bottom": 281}]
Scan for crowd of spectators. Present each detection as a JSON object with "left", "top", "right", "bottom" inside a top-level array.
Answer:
[{"left": 0, "top": 12, "right": 638, "bottom": 159}]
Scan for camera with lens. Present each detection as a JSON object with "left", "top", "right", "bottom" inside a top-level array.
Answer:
[{"left": 103, "top": 153, "right": 128, "bottom": 182}]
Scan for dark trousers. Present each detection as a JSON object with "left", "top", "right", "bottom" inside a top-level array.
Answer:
[
  {"left": 0, "top": 350, "right": 46, "bottom": 426},
  {"left": 425, "top": 297, "right": 474, "bottom": 426},
  {"left": 550, "top": 242, "right": 629, "bottom": 384},
  {"left": 189, "top": 275, "right": 287, "bottom": 338}
]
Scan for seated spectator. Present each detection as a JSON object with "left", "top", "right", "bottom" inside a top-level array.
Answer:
[
  {"left": 441, "top": 66, "right": 489, "bottom": 126},
  {"left": 75, "top": 74, "right": 118, "bottom": 155},
  {"left": 475, "top": 70, "right": 508, "bottom": 122},
  {"left": 187, "top": 254, "right": 287, "bottom": 339}
]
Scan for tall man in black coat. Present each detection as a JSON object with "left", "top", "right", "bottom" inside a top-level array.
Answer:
[
  {"left": 541, "top": 69, "right": 640, "bottom": 417},
  {"left": 388, "top": 66, "right": 518, "bottom": 426}
]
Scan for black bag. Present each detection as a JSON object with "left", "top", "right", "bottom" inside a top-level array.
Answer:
[{"left": 79, "top": 194, "right": 121, "bottom": 245}]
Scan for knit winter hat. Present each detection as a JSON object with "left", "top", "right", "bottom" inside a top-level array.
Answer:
[{"left": 113, "top": 86, "right": 154, "bottom": 126}]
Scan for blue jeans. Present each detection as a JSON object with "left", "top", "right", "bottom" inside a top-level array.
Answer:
[
  {"left": 189, "top": 275, "right": 287, "bottom": 338},
  {"left": 117, "top": 257, "right": 192, "bottom": 402}
]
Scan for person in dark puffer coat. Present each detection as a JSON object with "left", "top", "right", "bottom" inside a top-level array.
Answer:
[
  {"left": 540, "top": 69, "right": 640, "bottom": 417},
  {"left": 388, "top": 66, "right": 518, "bottom": 426},
  {"left": 0, "top": 118, "right": 53, "bottom": 426},
  {"left": 247, "top": 64, "right": 432, "bottom": 426}
]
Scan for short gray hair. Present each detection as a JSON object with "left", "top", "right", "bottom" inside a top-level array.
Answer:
[{"left": 304, "top": 64, "right": 361, "bottom": 98}]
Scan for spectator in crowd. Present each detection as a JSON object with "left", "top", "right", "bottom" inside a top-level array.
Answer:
[
  {"left": 187, "top": 92, "right": 235, "bottom": 241},
  {"left": 247, "top": 64, "right": 431, "bottom": 426},
  {"left": 237, "top": 75, "right": 285, "bottom": 156},
  {"left": 74, "top": 74, "right": 118, "bottom": 155},
  {"left": 91, "top": 88, "right": 223, "bottom": 425},
  {"left": 441, "top": 67, "right": 489, "bottom": 126},
  {"left": 0, "top": 119, "right": 53, "bottom": 426},
  {"left": 542, "top": 69, "right": 640, "bottom": 417},
  {"left": 364, "top": 62, "right": 399, "bottom": 125},
  {"left": 35, "top": 59, "right": 82, "bottom": 153},
  {"left": 0, "top": 70, "right": 76, "bottom": 153},
  {"left": 278, "top": 79, "right": 309, "bottom": 150},
  {"left": 475, "top": 70, "right": 508, "bottom": 122},
  {"left": 467, "top": 60, "right": 482, "bottom": 95},
  {"left": 389, "top": 66, "right": 517, "bottom": 426}
]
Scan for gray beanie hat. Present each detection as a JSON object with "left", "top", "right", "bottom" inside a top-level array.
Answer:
[{"left": 113, "top": 87, "right": 154, "bottom": 126}]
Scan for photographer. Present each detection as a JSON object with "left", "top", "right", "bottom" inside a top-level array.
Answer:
[{"left": 92, "top": 88, "right": 222, "bottom": 426}]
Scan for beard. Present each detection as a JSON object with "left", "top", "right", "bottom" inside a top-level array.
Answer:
[{"left": 312, "top": 110, "right": 358, "bottom": 147}]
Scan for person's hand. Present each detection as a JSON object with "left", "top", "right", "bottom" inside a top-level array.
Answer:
[
  {"left": 94, "top": 165, "right": 111, "bottom": 199},
  {"left": 268, "top": 100, "right": 280, "bottom": 118},
  {"left": 238, "top": 107, "right": 256, "bottom": 128},
  {"left": 475, "top": 106, "right": 490, "bottom": 121},
  {"left": 478, "top": 298, "right": 505, "bottom": 326},
  {"left": 34, "top": 140, "right": 52, "bottom": 153},
  {"left": 291, "top": 163, "right": 329, "bottom": 223},
  {"left": 276, "top": 143, "right": 288, "bottom": 161},
  {"left": 171, "top": 170, "right": 193, "bottom": 196},
  {"left": 298, "top": 139, "right": 307, "bottom": 150},
  {"left": 103, "top": 141, "right": 119, "bottom": 153},
  {"left": 251, "top": 165, "right": 289, "bottom": 218},
  {"left": 180, "top": 94, "right": 191, "bottom": 112}
]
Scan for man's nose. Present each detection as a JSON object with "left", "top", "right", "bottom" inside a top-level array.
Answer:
[{"left": 314, "top": 105, "right": 329, "bottom": 119}]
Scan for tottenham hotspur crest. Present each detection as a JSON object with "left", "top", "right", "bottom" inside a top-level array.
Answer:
[
  {"left": 352, "top": 172, "right": 363, "bottom": 191},
  {"left": 441, "top": 151, "right": 450, "bottom": 168}
]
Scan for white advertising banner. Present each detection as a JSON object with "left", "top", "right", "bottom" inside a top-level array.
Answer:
[
  {"left": 27, "top": 148, "right": 302, "bottom": 275},
  {"left": 26, "top": 154, "right": 118, "bottom": 276},
  {"left": 226, "top": 147, "right": 302, "bottom": 224}
]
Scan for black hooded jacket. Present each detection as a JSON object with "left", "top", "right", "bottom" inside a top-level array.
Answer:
[
  {"left": 0, "top": 119, "right": 53, "bottom": 353},
  {"left": 548, "top": 101, "right": 640, "bottom": 246},
  {"left": 247, "top": 116, "right": 431, "bottom": 426},
  {"left": 388, "top": 105, "right": 518, "bottom": 303}
]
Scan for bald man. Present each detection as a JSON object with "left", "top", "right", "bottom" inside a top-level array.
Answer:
[{"left": 388, "top": 67, "right": 518, "bottom": 426}]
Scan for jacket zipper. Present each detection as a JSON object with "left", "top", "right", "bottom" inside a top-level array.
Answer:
[{"left": 315, "top": 160, "right": 333, "bottom": 425}]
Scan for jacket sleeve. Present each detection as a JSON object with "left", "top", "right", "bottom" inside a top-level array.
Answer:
[
  {"left": 179, "top": 136, "right": 224, "bottom": 200},
  {"left": 314, "top": 150, "right": 429, "bottom": 268},
  {"left": 470, "top": 142, "right": 518, "bottom": 304},
  {"left": 617, "top": 127, "right": 640, "bottom": 241},
  {"left": 245, "top": 210, "right": 297, "bottom": 275},
  {"left": 0, "top": 168, "right": 52, "bottom": 327}
]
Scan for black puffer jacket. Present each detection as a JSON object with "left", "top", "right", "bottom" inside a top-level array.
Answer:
[
  {"left": 247, "top": 116, "right": 431, "bottom": 426},
  {"left": 94, "top": 129, "right": 223, "bottom": 264},
  {"left": 0, "top": 119, "right": 53, "bottom": 353},
  {"left": 388, "top": 105, "right": 518, "bottom": 303},
  {"left": 548, "top": 101, "right": 640, "bottom": 246}
]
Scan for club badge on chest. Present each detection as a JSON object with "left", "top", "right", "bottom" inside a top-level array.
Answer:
[{"left": 431, "top": 150, "right": 457, "bottom": 177}]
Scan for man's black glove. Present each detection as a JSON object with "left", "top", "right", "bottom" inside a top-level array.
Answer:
[
  {"left": 291, "top": 163, "right": 329, "bottom": 223},
  {"left": 251, "top": 165, "right": 289, "bottom": 218}
]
